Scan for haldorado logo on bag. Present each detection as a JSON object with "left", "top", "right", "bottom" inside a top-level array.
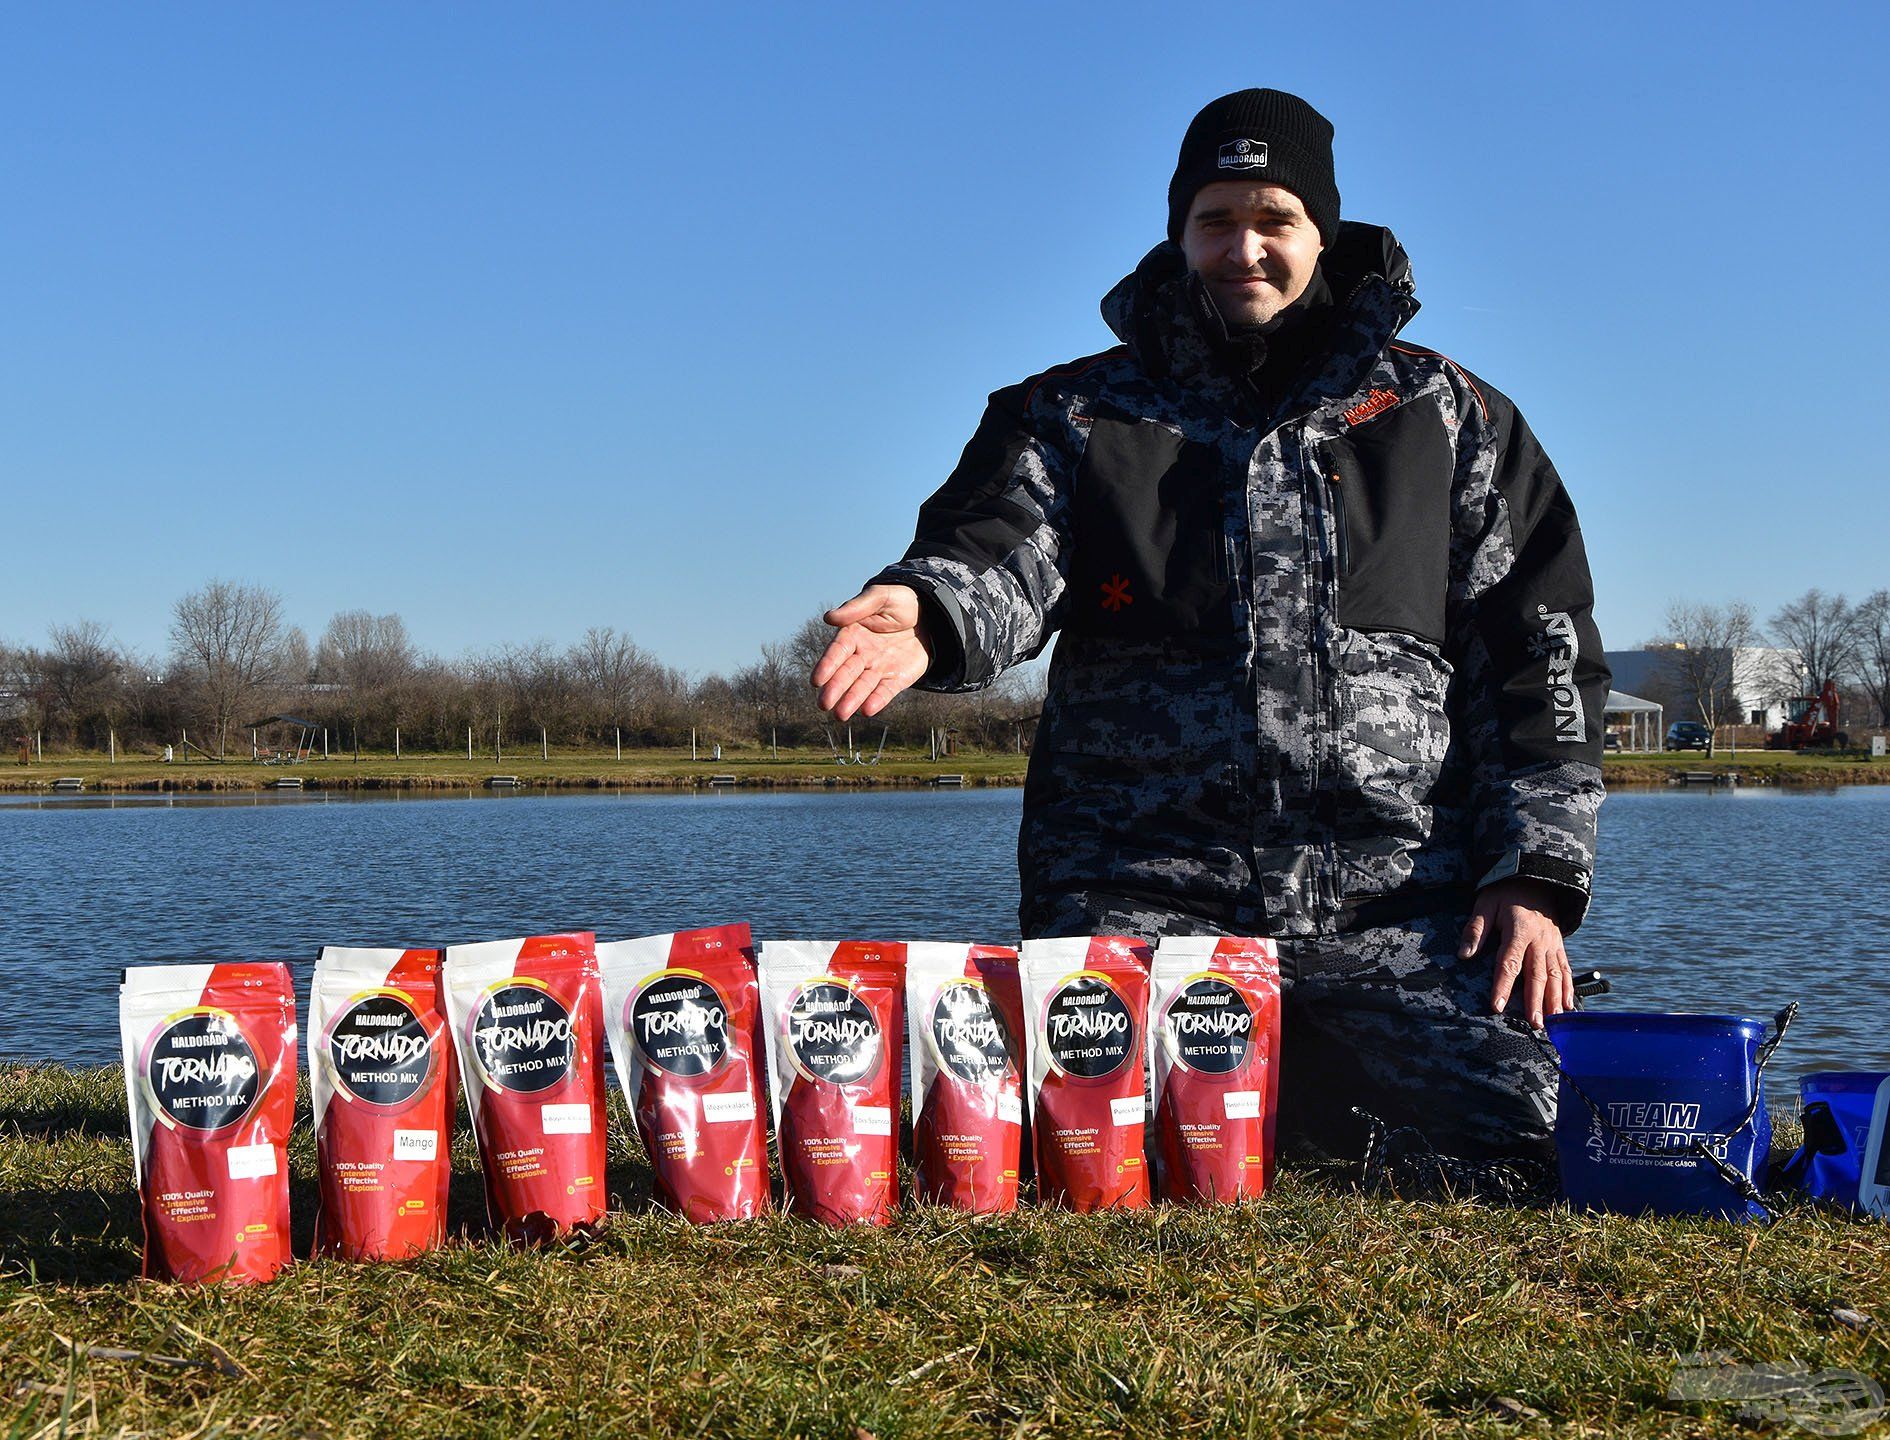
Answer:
[
  {"left": 1042, "top": 974, "right": 1135, "bottom": 1080},
  {"left": 325, "top": 992, "right": 437, "bottom": 1108},
  {"left": 929, "top": 980, "right": 1013, "bottom": 1084},
  {"left": 630, "top": 972, "right": 730, "bottom": 1078},
  {"left": 470, "top": 983, "right": 575, "bottom": 1093},
  {"left": 785, "top": 980, "right": 882, "bottom": 1086},
  {"left": 143, "top": 1010, "right": 262, "bottom": 1131},
  {"left": 1160, "top": 976, "right": 1255, "bottom": 1076}
]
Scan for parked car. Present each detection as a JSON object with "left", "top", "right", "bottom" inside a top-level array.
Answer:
[{"left": 1666, "top": 721, "right": 1713, "bottom": 751}]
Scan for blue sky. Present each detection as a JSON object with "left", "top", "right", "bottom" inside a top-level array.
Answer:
[{"left": 4, "top": 3, "right": 1886, "bottom": 677}]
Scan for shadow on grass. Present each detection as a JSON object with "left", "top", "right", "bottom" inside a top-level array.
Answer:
[
  {"left": 0, "top": 1186, "right": 143, "bottom": 1284},
  {"left": 0, "top": 1065, "right": 127, "bottom": 1140}
]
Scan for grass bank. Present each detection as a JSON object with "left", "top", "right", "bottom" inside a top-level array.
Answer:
[
  {"left": 2, "top": 1066, "right": 1885, "bottom": 1438},
  {"left": 0, "top": 747, "right": 1032, "bottom": 793},
  {"left": 1600, "top": 750, "right": 1890, "bottom": 788},
  {"left": 3, "top": 748, "right": 1886, "bottom": 794}
]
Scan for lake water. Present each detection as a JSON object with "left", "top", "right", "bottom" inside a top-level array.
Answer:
[{"left": 0, "top": 786, "right": 1885, "bottom": 1086}]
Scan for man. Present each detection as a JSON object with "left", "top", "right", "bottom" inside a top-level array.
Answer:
[{"left": 812, "top": 89, "right": 1609, "bottom": 1164}]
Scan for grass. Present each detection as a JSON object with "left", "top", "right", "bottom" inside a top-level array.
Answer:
[
  {"left": 1601, "top": 749, "right": 1890, "bottom": 787},
  {"left": 0, "top": 746, "right": 1033, "bottom": 793},
  {"left": 3, "top": 746, "right": 1886, "bottom": 795},
  {"left": 3, "top": 1066, "right": 1886, "bottom": 1437}
]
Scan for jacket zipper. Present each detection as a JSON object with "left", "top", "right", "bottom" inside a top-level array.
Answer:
[{"left": 1327, "top": 468, "right": 1351, "bottom": 578}]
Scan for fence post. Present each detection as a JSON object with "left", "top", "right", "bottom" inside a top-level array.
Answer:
[
  {"left": 467, "top": 726, "right": 473, "bottom": 761},
  {"left": 541, "top": 727, "right": 547, "bottom": 761},
  {"left": 323, "top": 728, "right": 329, "bottom": 759},
  {"left": 772, "top": 725, "right": 777, "bottom": 760},
  {"left": 615, "top": 726, "right": 622, "bottom": 761},
  {"left": 691, "top": 727, "right": 697, "bottom": 761},
  {"left": 110, "top": 728, "right": 116, "bottom": 764},
  {"left": 395, "top": 726, "right": 401, "bottom": 759}
]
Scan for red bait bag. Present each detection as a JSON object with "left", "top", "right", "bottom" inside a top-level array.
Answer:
[
  {"left": 758, "top": 941, "right": 904, "bottom": 1226},
  {"left": 443, "top": 933, "right": 607, "bottom": 1241},
  {"left": 119, "top": 962, "right": 297, "bottom": 1284},
  {"left": 906, "top": 942, "right": 1024, "bottom": 1212},
  {"left": 1020, "top": 937, "right": 1152, "bottom": 1212},
  {"left": 308, "top": 946, "right": 455, "bottom": 1260},
  {"left": 1148, "top": 936, "right": 1282, "bottom": 1206},
  {"left": 598, "top": 923, "right": 769, "bottom": 1223}
]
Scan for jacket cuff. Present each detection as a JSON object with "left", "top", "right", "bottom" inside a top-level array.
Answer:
[
  {"left": 1477, "top": 849, "right": 1593, "bottom": 933},
  {"left": 867, "top": 567, "right": 969, "bottom": 691}
]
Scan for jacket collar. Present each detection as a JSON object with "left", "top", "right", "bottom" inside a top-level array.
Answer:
[{"left": 1100, "top": 221, "right": 1421, "bottom": 425}]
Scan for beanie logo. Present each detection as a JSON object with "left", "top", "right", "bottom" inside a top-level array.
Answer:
[{"left": 1217, "top": 139, "right": 1268, "bottom": 171}]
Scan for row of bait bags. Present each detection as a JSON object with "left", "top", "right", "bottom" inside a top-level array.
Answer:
[{"left": 119, "top": 928, "right": 1283, "bottom": 1279}]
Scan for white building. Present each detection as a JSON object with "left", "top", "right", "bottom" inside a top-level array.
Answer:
[{"left": 1604, "top": 646, "right": 1795, "bottom": 730}]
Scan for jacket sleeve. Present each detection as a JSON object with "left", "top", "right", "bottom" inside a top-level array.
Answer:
[
  {"left": 867, "top": 376, "right": 1077, "bottom": 692},
  {"left": 1450, "top": 377, "right": 1611, "bottom": 932}
]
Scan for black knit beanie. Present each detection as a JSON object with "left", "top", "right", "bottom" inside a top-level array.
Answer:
[{"left": 1166, "top": 89, "right": 1340, "bottom": 247}]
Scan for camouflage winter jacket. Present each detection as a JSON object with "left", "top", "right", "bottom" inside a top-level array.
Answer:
[{"left": 873, "top": 223, "right": 1610, "bottom": 940}]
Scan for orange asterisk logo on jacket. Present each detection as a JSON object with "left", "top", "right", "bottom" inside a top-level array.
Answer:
[{"left": 1100, "top": 575, "right": 1134, "bottom": 612}]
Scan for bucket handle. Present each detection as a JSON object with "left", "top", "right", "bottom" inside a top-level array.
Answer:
[{"left": 1522, "top": 1003, "right": 1798, "bottom": 1222}]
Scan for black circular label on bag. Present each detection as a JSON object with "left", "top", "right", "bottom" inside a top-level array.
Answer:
[
  {"left": 785, "top": 981, "right": 880, "bottom": 1086},
  {"left": 630, "top": 972, "right": 730, "bottom": 1078},
  {"left": 1162, "top": 977, "right": 1254, "bottom": 1076},
  {"left": 327, "top": 993, "right": 438, "bottom": 1107},
  {"left": 1042, "top": 974, "right": 1135, "bottom": 1080},
  {"left": 929, "top": 980, "right": 1014, "bottom": 1084},
  {"left": 470, "top": 984, "right": 574, "bottom": 1093},
  {"left": 144, "top": 1011, "right": 261, "bottom": 1132}
]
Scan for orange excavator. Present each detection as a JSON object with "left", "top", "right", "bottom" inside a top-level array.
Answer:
[{"left": 1768, "top": 679, "right": 1848, "bottom": 750}]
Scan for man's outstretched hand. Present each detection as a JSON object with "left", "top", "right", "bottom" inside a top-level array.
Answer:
[
  {"left": 811, "top": 584, "right": 933, "bottom": 721},
  {"left": 1459, "top": 877, "right": 1575, "bottom": 1028}
]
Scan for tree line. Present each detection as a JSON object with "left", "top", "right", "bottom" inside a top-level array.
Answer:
[
  {"left": 1650, "top": 587, "right": 1890, "bottom": 736},
  {"left": 0, "top": 580, "right": 1043, "bottom": 758}
]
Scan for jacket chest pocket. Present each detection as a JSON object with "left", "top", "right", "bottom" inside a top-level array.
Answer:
[
  {"left": 1321, "top": 401, "right": 1454, "bottom": 646},
  {"left": 1067, "top": 415, "right": 1233, "bottom": 639}
]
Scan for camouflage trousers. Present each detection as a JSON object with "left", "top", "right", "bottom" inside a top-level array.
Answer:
[{"left": 1028, "top": 890, "right": 1564, "bottom": 1166}]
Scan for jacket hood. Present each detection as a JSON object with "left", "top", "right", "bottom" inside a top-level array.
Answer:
[{"left": 1100, "top": 221, "right": 1419, "bottom": 406}]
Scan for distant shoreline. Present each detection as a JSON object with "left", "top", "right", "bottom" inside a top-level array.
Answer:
[{"left": 2, "top": 750, "right": 1886, "bottom": 793}]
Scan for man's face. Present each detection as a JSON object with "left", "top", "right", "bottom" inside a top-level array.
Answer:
[{"left": 1180, "top": 181, "right": 1325, "bottom": 326}]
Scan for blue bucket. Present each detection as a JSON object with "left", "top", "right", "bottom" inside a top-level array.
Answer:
[
  {"left": 1544, "top": 1007, "right": 1794, "bottom": 1221},
  {"left": 1772, "top": 1071, "right": 1890, "bottom": 1211}
]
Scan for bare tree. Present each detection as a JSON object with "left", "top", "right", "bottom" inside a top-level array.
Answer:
[
  {"left": 1657, "top": 600, "right": 1757, "bottom": 754},
  {"left": 43, "top": 620, "right": 128, "bottom": 747},
  {"left": 1856, "top": 589, "right": 1890, "bottom": 727},
  {"left": 569, "top": 627, "right": 659, "bottom": 738},
  {"left": 168, "top": 580, "right": 290, "bottom": 756},
  {"left": 317, "top": 612, "right": 415, "bottom": 695},
  {"left": 480, "top": 642, "right": 577, "bottom": 745},
  {"left": 317, "top": 611, "right": 416, "bottom": 747},
  {"left": 1767, "top": 589, "right": 1862, "bottom": 700},
  {"left": 733, "top": 640, "right": 801, "bottom": 743}
]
